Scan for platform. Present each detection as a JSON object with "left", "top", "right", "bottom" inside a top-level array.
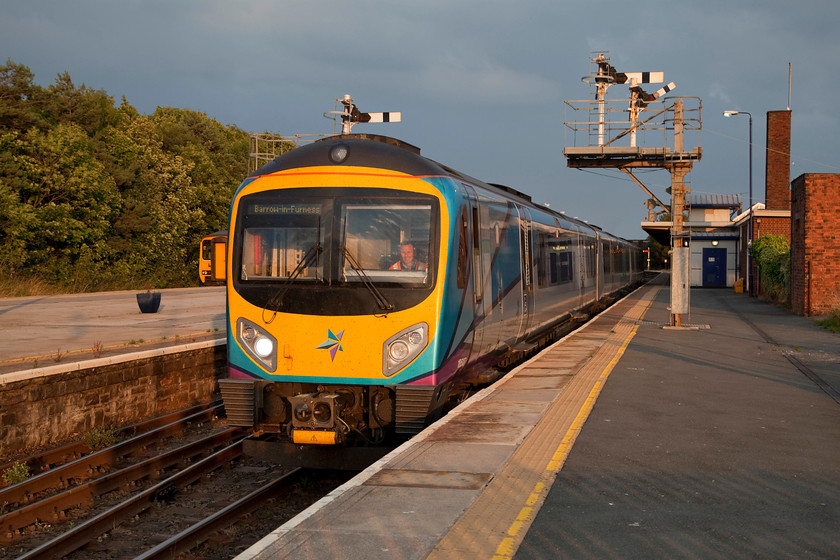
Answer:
[
  {"left": 0, "top": 287, "right": 225, "bottom": 375},
  {"left": 237, "top": 277, "right": 840, "bottom": 560}
]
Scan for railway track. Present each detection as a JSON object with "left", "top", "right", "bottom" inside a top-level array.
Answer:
[{"left": 1, "top": 403, "right": 352, "bottom": 559}]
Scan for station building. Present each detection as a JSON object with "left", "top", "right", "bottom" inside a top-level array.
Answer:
[
  {"left": 643, "top": 110, "right": 794, "bottom": 292},
  {"left": 643, "top": 109, "right": 838, "bottom": 315},
  {"left": 642, "top": 194, "right": 742, "bottom": 289}
]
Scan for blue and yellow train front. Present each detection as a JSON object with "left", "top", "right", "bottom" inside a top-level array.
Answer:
[{"left": 220, "top": 160, "right": 456, "bottom": 445}]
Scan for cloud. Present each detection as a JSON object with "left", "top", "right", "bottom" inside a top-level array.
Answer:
[
  {"left": 707, "top": 83, "right": 734, "bottom": 107},
  {"left": 413, "top": 57, "right": 559, "bottom": 105}
]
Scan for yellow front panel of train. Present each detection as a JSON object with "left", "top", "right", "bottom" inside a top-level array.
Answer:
[
  {"left": 227, "top": 165, "right": 449, "bottom": 382},
  {"left": 230, "top": 295, "right": 436, "bottom": 381}
]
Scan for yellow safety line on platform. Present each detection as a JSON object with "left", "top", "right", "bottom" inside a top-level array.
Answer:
[
  {"left": 426, "top": 284, "right": 659, "bottom": 560},
  {"left": 492, "top": 323, "right": 639, "bottom": 560}
]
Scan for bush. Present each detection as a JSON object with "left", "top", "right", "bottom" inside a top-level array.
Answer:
[
  {"left": 82, "top": 426, "right": 122, "bottom": 451},
  {"left": 750, "top": 235, "right": 790, "bottom": 304},
  {"left": 2, "top": 461, "right": 31, "bottom": 485}
]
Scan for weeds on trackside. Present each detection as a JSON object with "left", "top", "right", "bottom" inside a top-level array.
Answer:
[
  {"left": 91, "top": 340, "right": 103, "bottom": 358},
  {"left": 815, "top": 307, "right": 840, "bottom": 334},
  {"left": 2, "top": 461, "right": 31, "bottom": 486},
  {"left": 82, "top": 426, "right": 122, "bottom": 451}
]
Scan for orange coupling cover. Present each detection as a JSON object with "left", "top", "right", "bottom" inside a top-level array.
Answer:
[{"left": 292, "top": 429, "right": 338, "bottom": 445}]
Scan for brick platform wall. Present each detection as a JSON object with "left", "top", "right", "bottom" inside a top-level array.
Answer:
[
  {"left": 791, "top": 174, "right": 840, "bottom": 316},
  {"left": 0, "top": 341, "right": 226, "bottom": 458}
]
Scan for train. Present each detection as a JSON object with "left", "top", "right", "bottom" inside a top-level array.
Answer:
[
  {"left": 198, "top": 230, "right": 227, "bottom": 285},
  {"left": 219, "top": 134, "right": 643, "bottom": 447}
]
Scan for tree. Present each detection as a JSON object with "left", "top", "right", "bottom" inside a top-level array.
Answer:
[
  {"left": 0, "top": 62, "right": 250, "bottom": 294},
  {"left": 0, "top": 123, "right": 120, "bottom": 286},
  {"left": 0, "top": 59, "right": 45, "bottom": 131}
]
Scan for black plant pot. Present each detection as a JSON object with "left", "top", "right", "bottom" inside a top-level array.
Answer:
[{"left": 136, "top": 292, "right": 161, "bottom": 313}]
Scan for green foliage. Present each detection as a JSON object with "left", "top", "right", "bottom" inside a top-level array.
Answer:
[
  {"left": 750, "top": 234, "right": 790, "bottom": 304},
  {"left": 815, "top": 308, "right": 840, "bottom": 333},
  {"left": 81, "top": 426, "right": 122, "bottom": 451},
  {"left": 644, "top": 237, "right": 669, "bottom": 269},
  {"left": 2, "top": 460, "right": 30, "bottom": 486},
  {"left": 0, "top": 61, "right": 250, "bottom": 294}
]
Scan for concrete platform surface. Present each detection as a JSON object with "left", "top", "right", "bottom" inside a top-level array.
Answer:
[
  {"left": 515, "top": 286, "right": 840, "bottom": 560},
  {"left": 0, "top": 287, "right": 225, "bottom": 373}
]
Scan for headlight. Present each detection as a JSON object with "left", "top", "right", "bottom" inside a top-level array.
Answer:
[
  {"left": 237, "top": 318, "right": 277, "bottom": 372},
  {"left": 388, "top": 340, "right": 410, "bottom": 362},
  {"left": 254, "top": 337, "right": 274, "bottom": 358},
  {"left": 383, "top": 323, "right": 428, "bottom": 377}
]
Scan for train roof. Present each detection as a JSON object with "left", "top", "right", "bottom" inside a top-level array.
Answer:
[
  {"left": 252, "top": 134, "right": 535, "bottom": 202},
  {"left": 251, "top": 134, "right": 446, "bottom": 178},
  {"left": 250, "top": 135, "right": 632, "bottom": 242}
]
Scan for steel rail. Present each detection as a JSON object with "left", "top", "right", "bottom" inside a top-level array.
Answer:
[
  {"left": 133, "top": 468, "right": 304, "bottom": 560},
  {"left": 15, "top": 437, "right": 249, "bottom": 560},
  {"left": 1, "top": 427, "right": 243, "bottom": 542},
  {"left": 0, "top": 400, "right": 221, "bottom": 483},
  {"left": 0, "top": 403, "right": 223, "bottom": 507}
]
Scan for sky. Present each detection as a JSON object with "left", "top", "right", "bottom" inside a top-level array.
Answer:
[{"left": 2, "top": 0, "right": 839, "bottom": 240}]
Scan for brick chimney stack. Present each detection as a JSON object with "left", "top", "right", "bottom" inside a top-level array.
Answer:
[{"left": 765, "top": 110, "right": 792, "bottom": 210}]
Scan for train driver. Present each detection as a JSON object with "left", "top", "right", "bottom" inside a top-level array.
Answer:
[{"left": 390, "top": 242, "right": 427, "bottom": 271}]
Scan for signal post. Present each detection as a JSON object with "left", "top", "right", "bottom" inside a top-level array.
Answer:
[{"left": 564, "top": 53, "right": 702, "bottom": 326}]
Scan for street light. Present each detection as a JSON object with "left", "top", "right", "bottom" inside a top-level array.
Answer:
[{"left": 723, "top": 110, "right": 753, "bottom": 295}]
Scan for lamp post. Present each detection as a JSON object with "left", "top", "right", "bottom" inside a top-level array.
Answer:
[{"left": 723, "top": 110, "right": 753, "bottom": 295}]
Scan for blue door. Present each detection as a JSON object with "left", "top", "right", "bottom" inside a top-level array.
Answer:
[{"left": 702, "top": 247, "right": 727, "bottom": 287}]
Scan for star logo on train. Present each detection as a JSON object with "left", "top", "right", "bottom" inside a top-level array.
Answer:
[{"left": 317, "top": 329, "right": 344, "bottom": 361}]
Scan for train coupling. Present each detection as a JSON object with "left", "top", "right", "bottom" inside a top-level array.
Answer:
[{"left": 287, "top": 392, "right": 346, "bottom": 444}]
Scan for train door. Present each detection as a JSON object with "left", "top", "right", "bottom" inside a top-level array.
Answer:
[
  {"left": 211, "top": 237, "right": 227, "bottom": 283},
  {"left": 463, "top": 184, "right": 501, "bottom": 361},
  {"left": 595, "top": 230, "right": 602, "bottom": 300},
  {"left": 488, "top": 201, "right": 523, "bottom": 349},
  {"left": 518, "top": 206, "right": 535, "bottom": 340},
  {"left": 576, "top": 228, "right": 586, "bottom": 308}
]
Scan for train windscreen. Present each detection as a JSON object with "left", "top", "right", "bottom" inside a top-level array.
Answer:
[{"left": 233, "top": 188, "right": 439, "bottom": 316}]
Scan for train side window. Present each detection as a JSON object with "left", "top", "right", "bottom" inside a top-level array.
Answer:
[
  {"left": 602, "top": 242, "right": 612, "bottom": 275},
  {"left": 201, "top": 240, "right": 211, "bottom": 261}
]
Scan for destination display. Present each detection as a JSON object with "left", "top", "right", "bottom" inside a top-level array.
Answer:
[{"left": 249, "top": 203, "right": 321, "bottom": 215}]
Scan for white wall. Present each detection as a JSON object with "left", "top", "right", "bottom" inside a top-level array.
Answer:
[{"left": 689, "top": 240, "right": 738, "bottom": 287}]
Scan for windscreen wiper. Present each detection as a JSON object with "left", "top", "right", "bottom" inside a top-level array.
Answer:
[
  {"left": 339, "top": 245, "right": 395, "bottom": 313},
  {"left": 265, "top": 242, "right": 322, "bottom": 312}
]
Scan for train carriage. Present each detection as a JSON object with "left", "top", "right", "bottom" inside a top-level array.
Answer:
[
  {"left": 198, "top": 230, "right": 228, "bottom": 285},
  {"left": 220, "top": 134, "right": 642, "bottom": 446}
]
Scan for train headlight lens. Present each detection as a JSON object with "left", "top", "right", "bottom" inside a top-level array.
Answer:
[
  {"left": 236, "top": 318, "right": 277, "bottom": 372},
  {"left": 389, "top": 340, "right": 410, "bottom": 362},
  {"left": 383, "top": 323, "right": 428, "bottom": 377},
  {"left": 329, "top": 144, "right": 349, "bottom": 163},
  {"left": 254, "top": 337, "right": 274, "bottom": 358}
]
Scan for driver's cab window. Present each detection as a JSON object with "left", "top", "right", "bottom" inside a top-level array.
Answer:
[
  {"left": 341, "top": 204, "right": 432, "bottom": 285},
  {"left": 240, "top": 202, "right": 323, "bottom": 281}
]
